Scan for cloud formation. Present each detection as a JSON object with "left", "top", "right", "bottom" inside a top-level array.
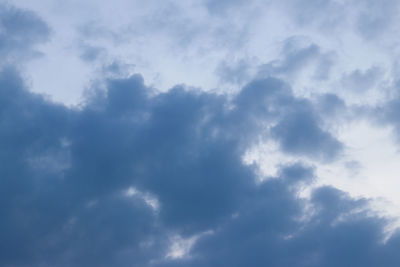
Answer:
[
  {"left": 0, "top": 3, "right": 50, "bottom": 65},
  {"left": 2, "top": 59, "right": 400, "bottom": 266},
  {"left": 3, "top": 2, "right": 400, "bottom": 267}
]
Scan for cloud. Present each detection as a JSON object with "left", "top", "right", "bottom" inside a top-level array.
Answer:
[
  {"left": 257, "top": 37, "right": 336, "bottom": 82},
  {"left": 0, "top": 3, "right": 50, "bottom": 64},
  {"left": 204, "top": 0, "right": 248, "bottom": 14},
  {"left": 79, "top": 44, "right": 106, "bottom": 62},
  {"left": 163, "top": 183, "right": 400, "bottom": 267},
  {"left": 355, "top": 0, "right": 400, "bottom": 40},
  {"left": 234, "top": 77, "right": 343, "bottom": 161},
  {"left": 341, "top": 66, "right": 383, "bottom": 93},
  {"left": 216, "top": 58, "right": 253, "bottom": 85},
  {"left": 3, "top": 2, "right": 400, "bottom": 267},
  {"left": 2, "top": 62, "right": 400, "bottom": 266},
  {"left": 271, "top": 109, "right": 343, "bottom": 161},
  {"left": 379, "top": 94, "right": 400, "bottom": 144}
]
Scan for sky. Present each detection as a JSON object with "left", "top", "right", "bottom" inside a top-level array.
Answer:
[{"left": 2, "top": 0, "right": 400, "bottom": 266}]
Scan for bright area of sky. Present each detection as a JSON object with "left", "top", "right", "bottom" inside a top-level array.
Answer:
[{"left": 11, "top": 0, "right": 400, "bottom": 224}]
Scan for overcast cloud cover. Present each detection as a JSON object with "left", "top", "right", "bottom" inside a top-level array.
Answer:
[{"left": 2, "top": 0, "right": 400, "bottom": 266}]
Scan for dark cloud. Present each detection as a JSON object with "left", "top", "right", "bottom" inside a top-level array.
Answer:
[
  {"left": 1, "top": 4, "right": 399, "bottom": 266},
  {"left": 234, "top": 78, "right": 343, "bottom": 161},
  {"left": 0, "top": 3, "right": 50, "bottom": 64},
  {"left": 161, "top": 182, "right": 400, "bottom": 267},
  {"left": 271, "top": 109, "right": 343, "bottom": 161},
  {"left": 2, "top": 63, "right": 400, "bottom": 266}
]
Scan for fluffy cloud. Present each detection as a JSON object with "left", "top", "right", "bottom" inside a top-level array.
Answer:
[
  {"left": 3, "top": 2, "right": 400, "bottom": 267},
  {"left": 2, "top": 61, "right": 400, "bottom": 266}
]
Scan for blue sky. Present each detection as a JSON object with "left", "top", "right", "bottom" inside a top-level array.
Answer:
[{"left": 2, "top": 0, "right": 400, "bottom": 266}]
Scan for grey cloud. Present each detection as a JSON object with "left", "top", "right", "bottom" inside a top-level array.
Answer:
[
  {"left": 0, "top": 3, "right": 50, "bottom": 64},
  {"left": 257, "top": 37, "right": 336, "bottom": 82},
  {"left": 316, "top": 93, "right": 346, "bottom": 118},
  {"left": 355, "top": 0, "right": 400, "bottom": 39},
  {"left": 204, "top": 0, "right": 248, "bottom": 14},
  {"left": 379, "top": 95, "right": 400, "bottom": 144},
  {"left": 162, "top": 181, "right": 400, "bottom": 267},
  {"left": 234, "top": 77, "right": 343, "bottom": 161},
  {"left": 0, "top": 4, "right": 397, "bottom": 265},
  {"left": 341, "top": 66, "right": 383, "bottom": 93},
  {"left": 79, "top": 44, "right": 106, "bottom": 62},
  {"left": 216, "top": 58, "right": 253, "bottom": 85},
  {"left": 281, "top": 0, "right": 347, "bottom": 30},
  {"left": 280, "top": 0, "right": 400, "bottom": 42},
  {"left": 1, "top": 64, "right": 400, "bottom": 267},
  {"left": 271, "top": 109, "right": 343, "bottom": 161}
]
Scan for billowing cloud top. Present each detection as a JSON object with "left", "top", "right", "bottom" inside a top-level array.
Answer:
[{"left": 2, "top": 1, "right": 400, "bottom": 266}]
